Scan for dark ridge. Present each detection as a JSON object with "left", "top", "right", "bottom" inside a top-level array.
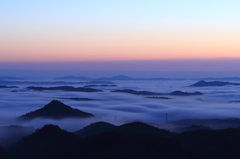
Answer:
[
  {"left": 171, "top": 125, "right": 211, "bottom": 133},
  {"left": 145, "top": 96, "right": 171, "bottom": 99},
  {"left": 9, "top": 124, "right": 81, "bottom": 159},
  {"left": 115, "top": 122, "right": 173, "bottom": 137},
  {"left": 27, "top": 86, "right": 102, "bottom": 92},
  {"left": 75, "top": 121, "right": 174, "bottom": 138},
  {"left": 0, "top": 79, "right": 115, "bottom": 85},
  {"left": 190, "top": 80, "right": 240, "bottom": 87},
  {"left": 0, "top": 85, "right": 19, "bottom": 88},
  {"left": 168, "top": 118, "right": 240, "bottom": 129},
  {"left": 9, "top": 123, "right": 240, "bottom": 159},
  {"left": 59, "top": 97, "right": 104, "bottom": 101},
  {"left": 0, "top": 146, "right": 12, "bottom": 159},
  {"left": 34, "top": 125, "right": 63, "bottom": 135},
  {"left": 84, "top": 84, "right": 117, "bottom": 87},
  {"left": 11, "top": 90, "right": 26, "bottom": 92},
  {"left": 111, "top": 89, "right": 163, "bottom": 95},
  {"left": 169, "top": 91, "right": 203, "bottom": 96},
  {"left": 16, "top": 100, "right": 94, "bottom": 120},
  {"left": 228, "top": 100, "right": 240, "bottom": 103},
  {"left": 177, "top": 128, "right": 240, "bottom": 158},
  {"left": 74, "top": 121, "right": 116, "bottom": 138},
  {"left": 112, "top": 89, "right": 203, "bottom": 96},
  {"left": 81, "top": 131, "right": 181, "bottom": 159}
]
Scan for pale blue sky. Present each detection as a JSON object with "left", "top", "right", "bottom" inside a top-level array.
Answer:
[
  {"left": 1, "top": 0, "right": 240, "bottom": 72},
  {"left": 1, "top": 0, "right": 239, "bottom": 29}
]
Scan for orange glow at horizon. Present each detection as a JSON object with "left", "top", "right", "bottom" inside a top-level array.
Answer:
[{"left": 1, "top": 29, "right": 240, "bottom": 62}]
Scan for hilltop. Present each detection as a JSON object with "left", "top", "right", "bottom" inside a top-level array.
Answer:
[{"left": 17, "top": 100, "right": 94, "bottom": 120}]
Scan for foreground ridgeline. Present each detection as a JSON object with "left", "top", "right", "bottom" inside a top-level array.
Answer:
[
  {"left": 3, "top": 122, "right": 240, "bottom": 159},
  {"left": 9, "top": 125, "right": 81, "bottom": 159},
  {"left": 190, "top": 80, "right": 240, "bottom": 87},
  {"left": 16, "top": 100, "right": 94, "bottom": 120},
  {"left": 73, "top": 121, "right": 173, "bottom": 138}
]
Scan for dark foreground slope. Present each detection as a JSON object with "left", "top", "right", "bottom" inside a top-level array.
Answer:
[
  {"left": 9, "top": 124, "right": 182, "bottom": 159},
  {"left": 178, "top": 128, "right": 240, "bottom": 159},
  {"left": 0, "top": 146, "right": 12, "bottom": 159},
  {"left": 8, "top": 122, "right": 240, "bottom": 159},
  {"left": 17, "top": 100, "right": 94, "bottom": 120},
  {"left": 9, "top": 125, "right": 81, "bottom": 159}
]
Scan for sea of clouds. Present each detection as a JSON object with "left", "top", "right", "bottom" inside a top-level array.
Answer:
[{"left": 1, "top": 80, "right": 240, "bottom": 132}]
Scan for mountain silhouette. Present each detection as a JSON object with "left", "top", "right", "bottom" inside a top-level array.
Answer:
[
  {"left": 8, "top": 122, "right": 240, "bottom": 159},
  {"left": 169, "top": 91, "right": 203, "bottom": 96},
  {"left": 0, "top": 85, "right": 18, "bottom": 89},
  {"left": 111, "top": 89, "right": 163, "bottom": 95},
  {"left": 17, "top": 100, "right": 94, "bottom": 120},
  {"left": 228, "top": 100, "right": 240, "bottom": 103},
  {"left": 9, "top": 124, "right": 81, "bottom": 159},
  {"left": 112, "top": 89, "right": 203, "bottom": 96},
  {"left": 115, "top": 122, "right": 173, "bottom": 137},
  {"left": 74, "top": 121, "right": 116, "bottom": 138},
  {"left": 78, "top": 129, "right": 180, "bottom": 159},
  {"left": 27, "top": 86, "right": 102, "bottom": 92},
  {"left": 190, "top": 80, "right": 240, "bottom": 87},
  {"left": 75, "top": 121, "right": 173, "bottom": 138},
  {"left": 59, "top": 97, "right": 104, "bottom": 101},
  {"left": 172, "top": 125, "right": 211, "bottom": 133},
  {"left": 168, "top": 118, "right": 240, "bottom": 129},
  {"left": 9, "top": 124, "right": 180, "bottom": 159}
]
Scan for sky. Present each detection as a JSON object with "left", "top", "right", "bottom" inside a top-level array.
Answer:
[{"left": 0, "top": 0, "right": 240, "bottom": 71}]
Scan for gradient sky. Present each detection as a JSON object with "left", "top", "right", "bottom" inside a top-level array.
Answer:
[{"left": 0, "top": 1, "right": 240, "bottom": 71}]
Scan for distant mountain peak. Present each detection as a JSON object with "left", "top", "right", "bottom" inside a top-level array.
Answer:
[
  {"left": 43, "top": 100, "right": 71, "bottom": 109},
  {"left": 17, "top": 100, "right": 94, "bottom": 120},
  {"left": 190, "top": 80, "right": 240, "bottom": 87}
]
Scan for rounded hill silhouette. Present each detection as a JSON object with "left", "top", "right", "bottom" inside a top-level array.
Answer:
[
  {"left": 190, "top": 80, "right": 240, "bottom": 87},
  {"left": 17, "top": 100, "right": 94, "bottom": 120},
  {"left": 9, "top": 124, "right": 81, "bottom": 159}
]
